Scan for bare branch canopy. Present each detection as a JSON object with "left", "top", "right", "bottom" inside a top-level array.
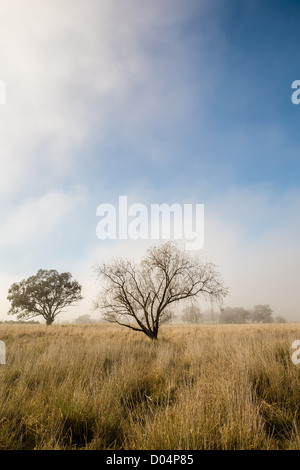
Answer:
[{"left": 94, "top": 241, "right": 228, "bottom": 339}]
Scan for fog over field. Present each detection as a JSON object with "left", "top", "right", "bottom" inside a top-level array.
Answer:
[{"left": 0, "top": 1, "right": 299, "bottom": 323}]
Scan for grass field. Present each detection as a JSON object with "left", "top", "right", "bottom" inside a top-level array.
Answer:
[{"left": 0, "top": 322, "right": 299, "bottom": 450}]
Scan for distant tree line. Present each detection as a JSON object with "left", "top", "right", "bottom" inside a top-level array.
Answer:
[
  {"left": 74, "top": 315, "right": 104, "bottom": 324},
  {"left": 0, "top": 320, "right": 40, "bottom": 324},
  {"left": 218, "top": 305, "right": 287, "bottom": 324},
  {"left": 180, "top": 304, "right": 287, "bottom": 324}
]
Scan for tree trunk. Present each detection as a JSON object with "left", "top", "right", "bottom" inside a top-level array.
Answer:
[
  {"left": 46, "top": 317, "right": 54, "bottom": 325},
  {"left": 148, "top": 328, "right": 158, "bottom": 340}
]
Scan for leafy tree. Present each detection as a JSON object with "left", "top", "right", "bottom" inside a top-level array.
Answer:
[
  {"left": 7, "top": 269, "right": 83, "bottom": 325},
  {"left": 181, "top": 305, "right": 203, "bottom": 323},
  {"left": 94, "top": 241, "right": 228, "bottom": 340},
  {"left": 75, "top": 315, "right": 93, "bottom": 324},
  {"left": 274, "top": 315, "right": 287, "bottom": 324},
  {"left": 219, "top": 307, "right": 250, "bottom": 324},
  {"left": 251, "top": 304, "right": 273, "bottom": 323}
]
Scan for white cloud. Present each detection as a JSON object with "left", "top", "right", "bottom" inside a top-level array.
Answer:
[
  {"left": 201, "top": 188, "right": 300, "bottom": 321},
  {"left": 0, "top": 187, "right": 85, "bottom": 247},
  {"left": 0, "top": 0, "right": 204, "bottom": 196}
]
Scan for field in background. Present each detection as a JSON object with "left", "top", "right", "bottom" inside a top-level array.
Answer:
[{"left": 0, "top": 323, "right": 299, "bottom": 450}]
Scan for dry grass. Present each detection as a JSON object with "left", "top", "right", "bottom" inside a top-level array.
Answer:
[{"left": 0, "top": 322, "right": 299, "bottom": 450}]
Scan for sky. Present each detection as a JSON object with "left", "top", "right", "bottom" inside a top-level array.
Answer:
[{"left": 0, "top": 0, "right": 299, "bottom": 322}]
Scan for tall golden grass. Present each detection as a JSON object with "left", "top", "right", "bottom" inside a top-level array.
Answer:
[{"left": 0, "top": 323, "right": 299, "bottom": 450}]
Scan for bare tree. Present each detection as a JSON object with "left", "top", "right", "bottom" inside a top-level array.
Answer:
[{"left": 94, "top": 241, "right": 228, "bottom": 339}]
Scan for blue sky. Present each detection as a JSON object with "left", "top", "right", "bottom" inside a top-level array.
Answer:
[{"left": 0, "top": 0, "right": 299, "bottom": 321}]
